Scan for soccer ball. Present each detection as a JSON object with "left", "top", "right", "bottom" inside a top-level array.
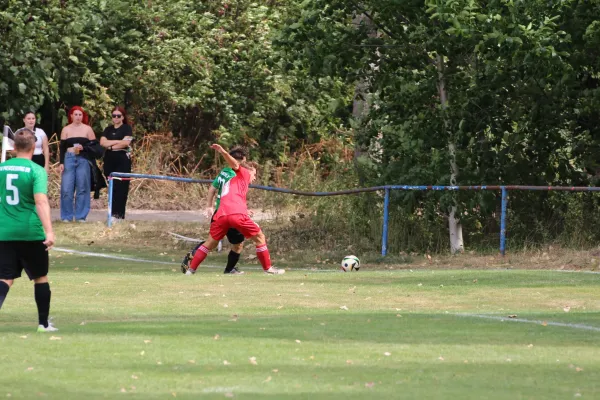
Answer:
[{"left": 341, "top": 255, "right": 360, "bottom": 272}]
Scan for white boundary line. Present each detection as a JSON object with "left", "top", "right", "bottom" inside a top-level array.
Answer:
[
  {"left": 53, "top": 247, "right": 177, "bottom": 265},
  {"left": 457, "top": 313, "right": 600, "bottom": 332},
  {"left": 51, "top": 247, "right": 340, "bottom": 273}
]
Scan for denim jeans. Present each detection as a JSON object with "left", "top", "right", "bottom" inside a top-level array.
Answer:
[{"left": 60, "top": 152, "right": 91, "bottom": 221}]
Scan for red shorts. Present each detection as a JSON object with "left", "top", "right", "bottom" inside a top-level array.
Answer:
[{"left": 210, "top": 214, "right": 261, "bottom": 241}]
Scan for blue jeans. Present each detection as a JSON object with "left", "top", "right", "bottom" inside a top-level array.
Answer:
[{"left": 60, "top": 153, "right": 91, "bottom": 221}]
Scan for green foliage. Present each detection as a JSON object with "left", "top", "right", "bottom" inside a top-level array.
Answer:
[
  {"left": 3, "top": 0, "right": 600, "bottom": 251},
  {"left": 0, "top": 0, "right": 353, "bottom": 163},
  {"left": 276, "top": 0, "right": 600, "bottom": 252}
]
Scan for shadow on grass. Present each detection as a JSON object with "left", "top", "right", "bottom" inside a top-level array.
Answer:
[
  {"left": 49, "top": 257, "right": 600, "bottom": 289},
  {"left": 3, "top": 313, "right": 598, "bottom": 346}
]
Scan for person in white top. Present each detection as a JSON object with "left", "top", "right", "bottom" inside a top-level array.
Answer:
[{"left": 23, "top": 112, "right": 50, "bottom": 172}]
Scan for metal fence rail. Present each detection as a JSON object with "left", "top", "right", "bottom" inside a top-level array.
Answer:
[{"left": 108, "top": 172, "right": 600, "bottom": 256}]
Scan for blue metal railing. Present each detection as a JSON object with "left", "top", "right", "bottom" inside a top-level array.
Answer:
[{"left": 108, "top": 172, "right": 600, "bottom": 256}]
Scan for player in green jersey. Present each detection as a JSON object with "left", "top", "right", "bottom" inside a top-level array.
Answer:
[
  {"left": 181, "top": 146, "right": 249, "bottom": 274},
  {"left": 0, "top": 128, "right": 57, "bottom": 332}
]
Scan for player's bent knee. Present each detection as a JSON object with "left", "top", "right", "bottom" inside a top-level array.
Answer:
[
  {"left": 204, "top": 236, "right": 220, "bottom": 250},
  {"left": 250, "top": 232, "right": 266, "bottom": 246},
  {"left": 33, "top": 276, "right": 48, "bottom": 284},
  {"left": 231, "top": 243, "right": 244, "bottom": 253}
]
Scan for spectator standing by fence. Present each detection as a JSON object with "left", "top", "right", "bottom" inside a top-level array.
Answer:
[
  {"left": 22, "top": 112, "right": 49, "bottom": 172},
  {"left": 59, "top": 106, "right": 95, "bottom": 222},
  {"left": 100, "top": 106, "right": 133, "bottom": 222}
]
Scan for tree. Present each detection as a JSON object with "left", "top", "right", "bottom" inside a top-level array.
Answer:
[{"left": 276, "top": 0, "right": 600, "bottom": 252}]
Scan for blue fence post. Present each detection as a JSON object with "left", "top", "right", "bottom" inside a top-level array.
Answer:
[
  {"left": 382, "top": 186, "right": 390, "bottom": 257},
  {"left": 500, "top": 187, "right": 508, "bottom": 256},
  {"left": 107, "top": 176, "right": 114, "bottom": 227}
]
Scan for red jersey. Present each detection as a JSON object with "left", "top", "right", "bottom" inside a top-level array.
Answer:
[{"left": 213, "top": 166, "right": 250, "bottom": 219}]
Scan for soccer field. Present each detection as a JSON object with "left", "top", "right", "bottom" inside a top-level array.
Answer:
[{"left": 1, "top": 253, "right": 599, "bottom": 399}]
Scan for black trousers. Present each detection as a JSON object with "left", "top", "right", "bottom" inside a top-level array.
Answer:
[
  {"left": 32, "top": 154, "right": 45, "bottom": 168},
  {"left": 103, "top": 151, "right": 131, "bottom": 219}
]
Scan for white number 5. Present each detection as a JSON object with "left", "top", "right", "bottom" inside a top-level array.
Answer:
[{"left": 6, "top": 174, "right": 19, "bottom": 205}]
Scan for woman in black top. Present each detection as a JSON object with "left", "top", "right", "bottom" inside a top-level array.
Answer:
[
  {"left": 59, "top": 106, "right": 96, "bottom": 222},
  {"left": 100, "top": 106, "right": 134, "bottom": 221}
]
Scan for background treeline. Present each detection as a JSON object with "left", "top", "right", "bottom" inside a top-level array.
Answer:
[
  {"left": 0, "top": 0, "right": 351, "bottom": 160},
  {"left": 2, "top": 0, "right": 600, "bottom": 253}
]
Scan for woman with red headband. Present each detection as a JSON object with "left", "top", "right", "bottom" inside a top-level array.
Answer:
[{"left": 59, "top": 106, "right": 96, "bottom": 222}]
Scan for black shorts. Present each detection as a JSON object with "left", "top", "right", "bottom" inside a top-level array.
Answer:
[
  {"left": 32, "top": 154, "right": 45, "bottom": 168},
  {"left": 211, "top": 213, "right": 245, "bottom": 245},
  {"left": 226, "top": 228, "right": 245, "bottom": 245},
  {"left": 0, "top": 241, "right": 49, "bottom": 280}
]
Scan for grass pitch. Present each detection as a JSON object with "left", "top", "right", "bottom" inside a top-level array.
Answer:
[{"left": 0, "top": 249, "right": 599, "bottom": 399}]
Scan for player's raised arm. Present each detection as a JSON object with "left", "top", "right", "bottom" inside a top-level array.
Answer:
[
  {"left": 210, "top": 144, "right": 239, "bottom": 171},
  {"left": 34, "top": 193, "right": 55, "bottom": 249}
]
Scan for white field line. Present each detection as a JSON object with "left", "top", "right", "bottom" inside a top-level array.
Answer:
[
  {"left": 458, "top": 313, "right": 600, "bottom": 332},
  {"left": 51, "top": 247, "right": 339, "bottom": 272},
  {"left": 53, "top": 247, "right": 177, "bottom": 266}
]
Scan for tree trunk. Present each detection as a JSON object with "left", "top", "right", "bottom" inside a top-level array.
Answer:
[
  {"left": 437, "top": 55, "right": 464, "bottom": 254},
  {"left": 351, "top": 10, "right": 376, "bottom": 186}
]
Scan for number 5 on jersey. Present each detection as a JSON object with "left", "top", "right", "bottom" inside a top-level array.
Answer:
[{"left": 2, "top": 174, "right": 20, "bottom": 205}]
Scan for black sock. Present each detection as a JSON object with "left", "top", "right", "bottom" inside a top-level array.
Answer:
[
  {"left": 0, "top": 281, "right": 10, "bottom": 310},
  {"left": 34, "top": 282, "right": 51, "bottom": 327},
  {"left": 224, "top": 251, "right": 241, "bottom": 273}
]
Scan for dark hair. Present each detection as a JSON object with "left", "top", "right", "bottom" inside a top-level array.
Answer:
[
  {"left": 229, "top": 145, "right": 248, "bottom": 161},
  {"left": 242, "top": 161, "right": 258, "bottom": 171},
  {"left": 111, "top": 106, "right": 129, "bottom": 125},
  {"left": 13, "top": 128, "right": 36, "bottom": 152},
  {"left": 23, "top": 111, "right": 36, "bottom": 119}
]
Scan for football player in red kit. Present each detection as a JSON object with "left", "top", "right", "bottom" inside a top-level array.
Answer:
[{"left": 184, "top": 144, "right": 284, "bottom": 275}]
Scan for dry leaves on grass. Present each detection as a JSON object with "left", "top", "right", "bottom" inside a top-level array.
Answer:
[{"left": 249, "top": 357, "right": 258, "bottom": 365}]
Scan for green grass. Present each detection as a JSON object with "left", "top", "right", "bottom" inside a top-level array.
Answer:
[{"left": 1, "top": 251, "right": 600, "bottom": 399}]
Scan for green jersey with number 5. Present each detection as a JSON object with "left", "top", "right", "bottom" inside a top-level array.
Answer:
[
  {"left": 0, "top": 158, "right": 47, "bottom": 241},
  {"left": 211, "top": 167, "right": 236, "bottom": 211}
]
